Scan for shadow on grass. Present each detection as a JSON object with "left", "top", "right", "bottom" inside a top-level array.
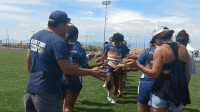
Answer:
[
  {"left": 182, "top": 107, "right": 199, "bottom": 111},
  {"left": 126, "top": 75, "right": 135, "bottom": 80},
  {"left": 80, "top": 100, "right": 114, "bottom": 107},
  {"left": 124, "top": 86, "right": 138, "bottom": 92},
  {"left": 121, "top": 96, "right": 137, "bottom": 99},
  {"left": 75, "top": 100, "right": 114, "bottom": 111},
  {"left": 117, "top": 100, "right": 137, "bottom": 104},
  {"left": 74, "top": 107, "right": 113, "bottom": 112},
  {"left": 126, "top": 79, "right": 136, "bottom": 82}
]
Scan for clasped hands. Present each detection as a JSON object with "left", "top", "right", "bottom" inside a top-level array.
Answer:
[{"left": 114, "top": 52, "right": 139, "bottom": 72}]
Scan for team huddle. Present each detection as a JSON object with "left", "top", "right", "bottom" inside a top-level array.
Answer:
[{"left": 24, "top": 10, "right": 195, "bottom": 112}]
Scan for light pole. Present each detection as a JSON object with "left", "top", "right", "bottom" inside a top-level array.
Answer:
[
  {"left": 86, "top": 35, "right": 88, "bottom": 51},
  {"left": 32, "top": 31, "right": 34, "bottom": 35},
  {"left": 129, "top": 37, "right": 131, "bottom": 48},
  {"left": 7, "top": 31, "right": 9, "bottom": 48},
  {"left": 144, "top": 36, "right": 146, "bottom": 49},
  {"left": 102, "top": 1, "right": 111, "bottom": 46}
]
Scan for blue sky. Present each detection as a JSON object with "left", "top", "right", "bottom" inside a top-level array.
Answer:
[{"left": 0, "top": 0, "right": 200, "bottom": 49}]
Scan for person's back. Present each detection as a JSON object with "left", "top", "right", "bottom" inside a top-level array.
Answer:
[
  {"left": 136, "top": 26, "right": 190, "bottom": 111},
  {"left": 157, "top": 43, "right": 190, "bottom": 80},
  {"left": 25, "top": 10, "right": 106, "bottom": 112},
  {"left": 27, "top": 30, "right": 69, "bottom": 95},
  {"left": 176, "top": 29, "right": 196, "bottom": 80},
  {"left": 68, "top": 43, "right": 88, "bottom": 68}
]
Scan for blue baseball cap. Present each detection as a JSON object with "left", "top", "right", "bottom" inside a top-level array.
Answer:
[{"left": 49, "top": 10, "right": 71, "bottom": 24}]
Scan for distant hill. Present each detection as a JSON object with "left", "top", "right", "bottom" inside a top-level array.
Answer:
[
  {"left": 1, "top": 39, "right": 30, "bottom": 43},
  {"left": 80, "top": 41, "right": 146, "bottom": 48},
  {"left": 0, "top": 39, "right": 147, "bottom": 48}
]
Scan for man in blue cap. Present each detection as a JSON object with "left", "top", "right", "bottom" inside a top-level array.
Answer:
[{"left": 24, "top": 10, "right": 106, "bottom": 111}]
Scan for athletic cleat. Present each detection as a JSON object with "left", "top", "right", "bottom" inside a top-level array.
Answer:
[
  {"left": 107, "top": 92, "right": 112, "bottom": 101},
  {"left": 107, "top": 96, "right": 112, "bottom": 101},
  {"left": 111, "top": 99, "right": 116, "bottom": 103},
  {"left": 103, "top": 82, "right": 106, "bottom": 87}
]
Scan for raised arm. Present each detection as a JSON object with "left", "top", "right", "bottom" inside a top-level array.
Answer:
[{"left": 96, "top": 51, "right": 108, "bottom": 63}]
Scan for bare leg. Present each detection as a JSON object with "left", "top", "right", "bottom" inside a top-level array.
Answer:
[
  {"left": 63, "top": 90, "right": 80, "bottom": 111},
  {"left": 106, "top": 73, "right": 113, "bottom": 101},
  {"left": 123, "top": 72, "right": 127, "bottom": 82},
  {"left": 106, "top": 73, "right": 113, "bottom": 91},
  {"left": 137, "top": 102, "right": 150, "bottom": 112},
  {"left": 112, "top": 74, "right": 119, "bottom": 103},
  {"left": 118, "top": 75, "right": 123, "bottom": 97},
  {"left": 123, "top": 72, "right": 127, "bottom": 88}
]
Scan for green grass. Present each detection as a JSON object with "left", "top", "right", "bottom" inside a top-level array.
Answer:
[{"left": 0, "top": 49, "right": 199, "bottom": 111}]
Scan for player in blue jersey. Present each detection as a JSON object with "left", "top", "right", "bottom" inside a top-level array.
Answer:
[
  {"left": 135, "top": 39, "right": 157, "bottom": 111},
  {"left": 25, "top": 10, "right": 106, "bottom": 111},
  {"left": 61, "top": 25, "right": 104, "bottom": 111},
  {"left": 115, "top": 35, "right": 158, "bottom": 111},
  {"left": 117, "top": 26, "right": 190, "bottom": 111},
  {"left": 96, "top": 33, "right": 129, "bottom": 103},
  {"left": 121, "top": 40, "right": 129, "bottom": 90}
]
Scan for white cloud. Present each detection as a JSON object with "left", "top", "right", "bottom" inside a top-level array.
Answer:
[
  {"left": 77, "top": 0, "right": 117, "bottom": 3},
  {"left": 0, "top": 13, "right": 30, "bottom": 22},
  {"left": 0, "top": 0, "right": 44, "bottom": 5},
  {"left": 86, "top": 11, "right": 95, "bottom": 15},
  {"left": 108, "top": 9, "right": 189, "bottom": 25},
  {"left": 0, "top": 0, "right": 199, "bottom": 49},
  {"left": 0, "top": 4, "right": 30, "bottom": 12},
  {"left": 108, "top": 9, "right": 142, "bottom": 24},
  {"left": 0, "top": 12, "right": 47, "bottom": 41}
]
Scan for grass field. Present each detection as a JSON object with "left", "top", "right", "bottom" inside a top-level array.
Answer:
[{"left": 0, "top": 49, "right": 200, "bottom": 111}]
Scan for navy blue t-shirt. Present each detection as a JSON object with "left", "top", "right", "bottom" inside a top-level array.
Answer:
[
  {"left": 26, "top": 30, "right": 69, "bottom": 95},
  {"left": 75, "top": 41, "right": 81, "bottom": 47},
  {"left": 62, "top": 42, "right": 88, "bottom": 85},
  {"left": 137, "top": 47, "right": 155, "bottom": 79},
  {"left": 105, "top": 43, "right": 129, "bottom": 58},
  {"left": 101, "top": 45, "right": 107, "bottom": 52},
  {"left": 68, "top": 43, "right": 88, "bottom": 68}
]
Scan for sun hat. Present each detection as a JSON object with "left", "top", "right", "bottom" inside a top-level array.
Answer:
[{"left": 152, "top": 26, "right": 169, "bottom": 38}]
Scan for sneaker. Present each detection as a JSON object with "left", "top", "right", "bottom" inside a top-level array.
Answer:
[
  {"left": 107, "top": 92, "right": 112, "bottom": 101},
  {"left": 103, "top": 82, "right": 106, "bottom": 87},
  {"left": 111, "top": 99, "right": 116, "bottom": 103},
  {"left": 107, "top": 96, "right": 112, "bottom": 101}
]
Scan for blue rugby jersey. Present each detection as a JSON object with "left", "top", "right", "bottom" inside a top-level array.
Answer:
[
  {"left": 137, "top": 47, "right": 156, "bottom": 79},
  {"left": 104, "top": 43, "right": 129, "bottom": 59}
]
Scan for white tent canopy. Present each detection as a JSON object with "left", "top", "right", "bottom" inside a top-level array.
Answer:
[{"left": 186, "top": 44, "right": 196, "bottom": 51}]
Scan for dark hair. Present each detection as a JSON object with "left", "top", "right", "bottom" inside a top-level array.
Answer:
[
  {"left": 150, "top": 37, "right": 155, "bottom": 44},
  {"left": 48, "top": 21, "right": 60, "bottom": 28},
  {"left": 65, "top": 26, "right": 79, "bottom": 40},
  {"left": 154, "top": 30, "right": 174, "bottom": 40},
  {"left": 176, "top": 30, "right": 189, "bottom": 46},
  {"left": 112, "top": 33, "right": 124, "bottom": 42},
  {"left": 104, "top": 41, "right": 109, "bottom": 45}
]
